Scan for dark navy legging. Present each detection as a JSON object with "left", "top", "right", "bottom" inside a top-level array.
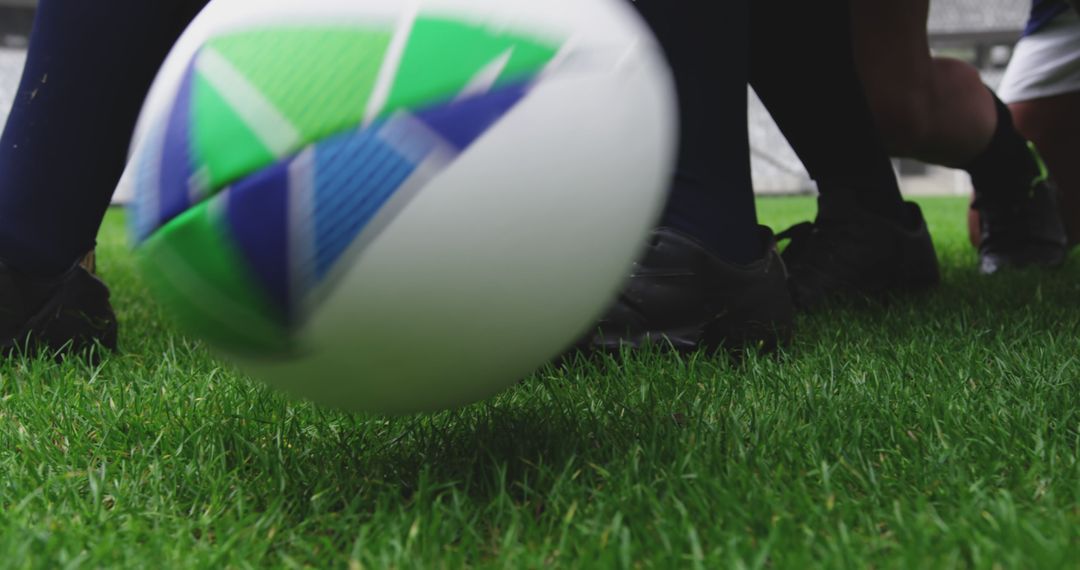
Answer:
[
  {"left": 635, "top": 0, "right": 903, "bottom": 264},
  {"left": 0, "top": 0, "right": 208, "bottom": 275}
]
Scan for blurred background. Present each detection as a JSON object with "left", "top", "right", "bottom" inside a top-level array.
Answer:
[{"left": 0, "top": 0, "right": 1029, "bottom": 199}]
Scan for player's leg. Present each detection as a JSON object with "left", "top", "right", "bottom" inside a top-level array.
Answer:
[
  {"left": 749, "top": 0, "right": 939, "bottom": 308},
  {"left": 0, "top": 0, "right": 209, "bottom": 354},
  {"left": 849, "top": 1, "right": 994, "bottom": 164},
  {"left": 975, "top": 5, "right": 1080, "bottom": 246},
  {"left": 850, "top": 0, "right": 1066, "bottom": 274},
  {"left": 644, "top": 0, "right": 759, "bottom": 267},
  {"left": 1010, "top": 94, "right": 1080, "bottom": 245},
  {"left": 573, "top": 0, "right": 794, "bottom": 355}
]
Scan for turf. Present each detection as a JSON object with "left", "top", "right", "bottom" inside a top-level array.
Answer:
[{"left": 2, "top": 196, "right": 1079, "bottom": 568}]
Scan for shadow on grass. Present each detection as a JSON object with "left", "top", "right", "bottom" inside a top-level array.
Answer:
[
  {"left": 82, "top": 208, "right": 1080, "bottom": 529},
  {"left": 206, "top": 349, "right": 726, "bottom": 524},
  {"left": 232, "top": 256, "right": 1080, "bottom": 519}
]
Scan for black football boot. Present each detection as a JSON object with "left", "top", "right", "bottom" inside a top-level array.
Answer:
[
  {"left": 973, "top": 144, "right": 1068, "bottom": 275},
  {"left": 778, "top": 196, "right": 940, "bottom": 310},
  {"left": 574, "top": 225, "right": 794, "bottom": 355},
  {"left": 0, "top": 251, "right": 118, "bottom": 359}
]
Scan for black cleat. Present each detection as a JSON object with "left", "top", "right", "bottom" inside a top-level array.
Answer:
[
  {"left": 574, "top": 226, "right": 794, "bottom": 355},
  {"left": 778, "top": 197, "right": 940, "bottom": 310},
  {"left": 0, "top": 254, "right": 118, "bottom": 359},
  {"left": 973, "top": 149, "right": 1067, "bottom": 275}
]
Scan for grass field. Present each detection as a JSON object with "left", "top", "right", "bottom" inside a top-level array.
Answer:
[{"left": 2, "top": 196, "right": 1079, "bottom": 568}]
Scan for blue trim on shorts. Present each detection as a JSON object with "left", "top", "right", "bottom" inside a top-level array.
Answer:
[{"left": 1026, "top": 0, "right": 1073, "bottom": 36}]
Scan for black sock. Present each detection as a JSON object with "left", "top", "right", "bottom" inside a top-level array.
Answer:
[
  {"left": 749, "top": 0, "right": 907, "bottom": 224},
  {"left": 633, "top": 0, "right": 762, "bottom": 265},
  {"left": 662, "top": 166, "right": 762, "bottom": 266},
  {"left": 964, "top": 92, "right": 1041, "bottom": 201},
  {"left": 0, "top": 0, "right": 209, "bottom": 276}
]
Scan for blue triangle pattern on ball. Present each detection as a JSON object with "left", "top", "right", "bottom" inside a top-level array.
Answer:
[
  {"left": 213, "top": 81, "right": 536, "bottom": 328},
  {"left": 307, "top": 82, "right": 534, "bottom": 283},
  {"left": 156, "top": 61, "right": 200, "bottom": 239},
  {"left": 224, "top": 160, "right": 292, "bottom": 323},
  {"left": 311, "top": 125, "right": 421, "bottom": 281},
  {"left": 414, "top": 81, "right": 530, "bottom": 150},
  {"left": 129, "top": 118, "right": 167, "bottom": 244}
]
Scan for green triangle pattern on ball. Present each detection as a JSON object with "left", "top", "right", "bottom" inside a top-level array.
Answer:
[
  {"left": 191, "top": 27, "right": 393, "bottom": 194},
  {"left": 180, "top": 17, "right": 559, "bottom": 204},
  {"left": 380, "top": 17, "right": 559, "bottom": 117},
  {"left": 134, "top": 14, "right": 569, "bottom": 358},
  {"left": 191, "top": 71, "right": 276, "bottom": 198},
  {"left": 205, "top": 28, "right": 391, "bottom": 139},
  {"left": 137, "top": 198, "right": 292, "bottom": 354}
]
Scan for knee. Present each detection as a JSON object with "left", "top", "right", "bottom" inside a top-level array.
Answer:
[{"left": 862, "top": 57, "right": 988, "bottom": 157}]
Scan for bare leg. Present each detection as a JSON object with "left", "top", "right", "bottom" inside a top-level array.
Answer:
[
  {"left": 967, "top": 92, "right": 1080, "bottom": 245},
  {"left": 849, "top": 0, "right": 996, "bottom": 165},
  {"left": 1012, "top": 94, "right": 1080, "bottom": 245},
  {"left": 851, "top": 0, "right": 1067, "bottom": 273},
  {"left": 969, "top": 93, "right": 1080, "bottom": 246}
]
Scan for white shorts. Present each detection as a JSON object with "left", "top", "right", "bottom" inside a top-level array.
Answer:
[{"left": 999, "top": 9, "right": 1080, "bottom": 103}]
